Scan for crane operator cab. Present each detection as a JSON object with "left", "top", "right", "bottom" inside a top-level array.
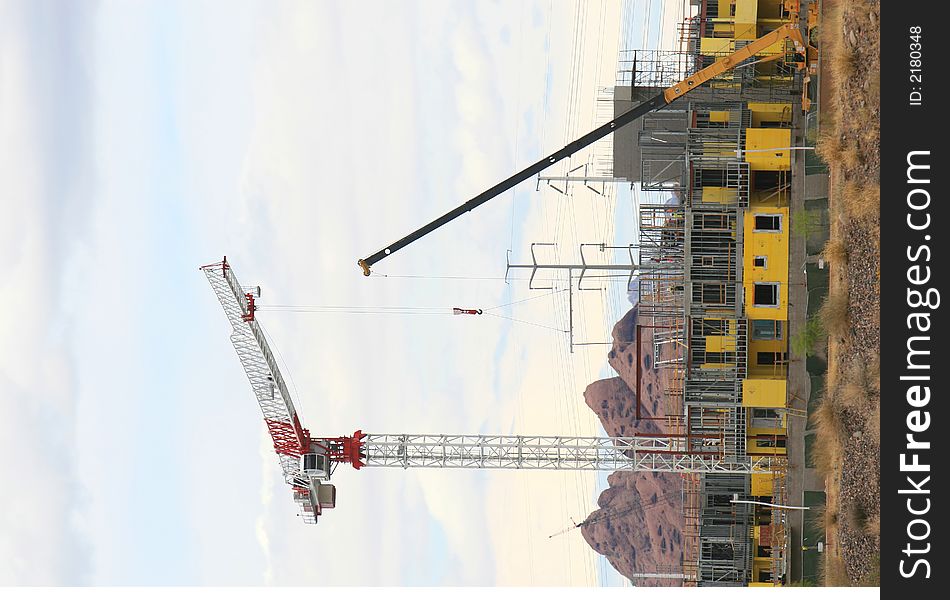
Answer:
[{"left": 301, "top": 450, "right": 330, "bottom": 479}]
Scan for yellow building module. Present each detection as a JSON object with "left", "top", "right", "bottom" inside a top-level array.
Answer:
[
  {"left": 745, "top": 128, "right": 792, "bottom": 171},
  {"left": 743, "top": 206, "right": 789, "bottom": 320},
  {"left": 748, "top": 102, "right": 792, "bottom": 127},
  {"left": 743, "top": 378, "right": 786, "bottom": 408}
]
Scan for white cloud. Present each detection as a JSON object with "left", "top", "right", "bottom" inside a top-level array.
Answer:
[
  {"left": 256, "top": 429, "right": 278, "bottom": 584},
  {"left": 0, "top": 2, "right": 94, "bottom": 584},
  {"left": 2, "top": 0, "right": 634, "bottom": 585},
  {"left": 211, "top": 0, "right": 627, "bottom": 586}
]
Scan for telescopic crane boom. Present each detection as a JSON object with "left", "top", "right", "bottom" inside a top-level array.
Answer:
[{"left": 358, "top": 22, "right": 811, "bottom": 276}]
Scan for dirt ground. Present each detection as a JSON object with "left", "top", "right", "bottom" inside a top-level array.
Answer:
[{"left": 814, "top": 0, "right": 881, "bottom": 586}]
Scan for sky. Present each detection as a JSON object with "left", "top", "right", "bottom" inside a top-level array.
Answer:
[{"left": 1, "top": 0, "right": 684, "bottom": 586}]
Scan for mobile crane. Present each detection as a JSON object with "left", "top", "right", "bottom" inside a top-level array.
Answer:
[{"left": 358, "top": 21, "right": 816, "bottom": 276}]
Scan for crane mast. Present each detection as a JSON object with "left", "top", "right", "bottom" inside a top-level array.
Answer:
[
  {"left": 360, "top": 433, "right": 774, "bottom": 473},
  {"left": 203, "top": 258, "right": 780, "bottom": 525}
]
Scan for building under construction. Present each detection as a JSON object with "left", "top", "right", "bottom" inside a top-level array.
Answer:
[
  {"left": 200, "top": 0, "right": 819, "bottom": 587},
  {"left": 607, "top": 0, "right": 816, "bottom": 587}
]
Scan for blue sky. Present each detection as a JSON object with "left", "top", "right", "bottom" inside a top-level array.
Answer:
[{"left": 1, "top": 0, "right": 682, "bottom": 586}]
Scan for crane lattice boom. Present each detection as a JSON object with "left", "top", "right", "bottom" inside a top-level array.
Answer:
[
  {"left": 201, "top": 258, "right": 310, "bottom": 472},
  {"left": 360, "top": 434, "right": 775, "bottom": 474}
]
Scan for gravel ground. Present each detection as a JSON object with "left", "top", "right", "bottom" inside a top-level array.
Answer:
[
  {"left": 834, "top": 219, "right": 880, "bottom": 584},
  {"left": 825, "top": 0, "right": 881, "bottom": 585},
  {"left": 837, "top": 431, "right": 880, "bottom": 581}
]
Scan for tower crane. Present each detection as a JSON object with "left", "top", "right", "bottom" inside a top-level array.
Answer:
[
  {"left": 202, "top": 258, "right": 776, "bottom": 524},
  {"left": 357, "top": 21, "right": 816, "bottom": 276}
]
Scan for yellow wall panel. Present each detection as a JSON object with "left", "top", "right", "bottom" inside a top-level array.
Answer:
[
  {"left": 701, "top": 36, "right": 734, "bottom": 55},
  {"left": 734, "top": 22, "right": 757, "bottom": 39},
  {"left": 751, "top": 472, "right": 775, "bottom": 496},
  {"left": 735, "top": 0, "right": 758, "bottom": 22},
  {"left": 745, "top": 128, "right": 792, "bottom": 170},
  {"left": 725, "top": 0, "right": 757, "bottom": 38},
  {"left": 706, "top": 335, "right": 738, "bottom": 353},
  {"left": 703, "top": 186, "right": 738, "bottom": 204},
  {"left": 742, "top": 378, "right": 786, "bottom": 407},
  {"left": 743, "top": 207, "right": 789, "bottom": 319},
  {"left": 744, "top": 285, "right": 787, "bottom": 320},
  {"left": 700, "top": 36, "right": 787, "bottom": 57}
]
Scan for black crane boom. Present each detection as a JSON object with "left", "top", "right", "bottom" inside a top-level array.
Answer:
[
  {"left": 357, "top": 93, "right": 665, "bottom": 276},
  {"left": 358, "top": 23, "right": 810, "bottom": 276}
]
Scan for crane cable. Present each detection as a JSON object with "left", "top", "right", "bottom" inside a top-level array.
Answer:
[
  {"left": 256, "top": 289, "right": 570, "bottom": 332},
  {"left": 367, "top": 271, "right": 636, "bottom": 282}
]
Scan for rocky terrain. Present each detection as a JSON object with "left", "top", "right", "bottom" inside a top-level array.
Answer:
[{"left": 580, "top": 306, "right": 685, "bottom": 585}]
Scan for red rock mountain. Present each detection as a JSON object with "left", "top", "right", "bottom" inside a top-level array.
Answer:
[{"left": 580, "top": 306, "right": 685, "bottom": 585}]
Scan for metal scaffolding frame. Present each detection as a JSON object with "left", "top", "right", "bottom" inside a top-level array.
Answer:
[{"left": 695, "top": 473, "right": 755, "bottom": 586}]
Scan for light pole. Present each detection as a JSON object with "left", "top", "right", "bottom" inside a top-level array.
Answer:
[
  {"left": 731, "top": 494, "right": 811, "bottom": 510},
  {"left": 735, "top": 146, "right": 815, "bottom": 158}
]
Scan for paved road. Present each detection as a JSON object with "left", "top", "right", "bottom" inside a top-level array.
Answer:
[{"left": 785, "top": 99, "right": 828, "bottom": 584}]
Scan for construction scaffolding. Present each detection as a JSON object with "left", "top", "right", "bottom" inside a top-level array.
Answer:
[
  {"left": 614, "top": 4, "right": 806, "bottom": 584},
  {"left": 766, "top": 471, "right": 790, "bottom": 584}
]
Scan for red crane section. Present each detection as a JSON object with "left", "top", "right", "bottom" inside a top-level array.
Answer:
[
  {"left": 202, "top": 258, "right": 778, "bottom": 526},
  {"left": 200, "top": 258, "right": 311, "bottom": 470}
]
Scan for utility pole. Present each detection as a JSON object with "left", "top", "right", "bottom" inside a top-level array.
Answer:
[
  {"left": 537, "top": 163, "right": 627, "bottom": 196},
  {"left": 731, "top": 494, "right": 810, "bottom": 510},
  {"left": 506, "top": 243, "right": 639, "bottom": 352}
]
